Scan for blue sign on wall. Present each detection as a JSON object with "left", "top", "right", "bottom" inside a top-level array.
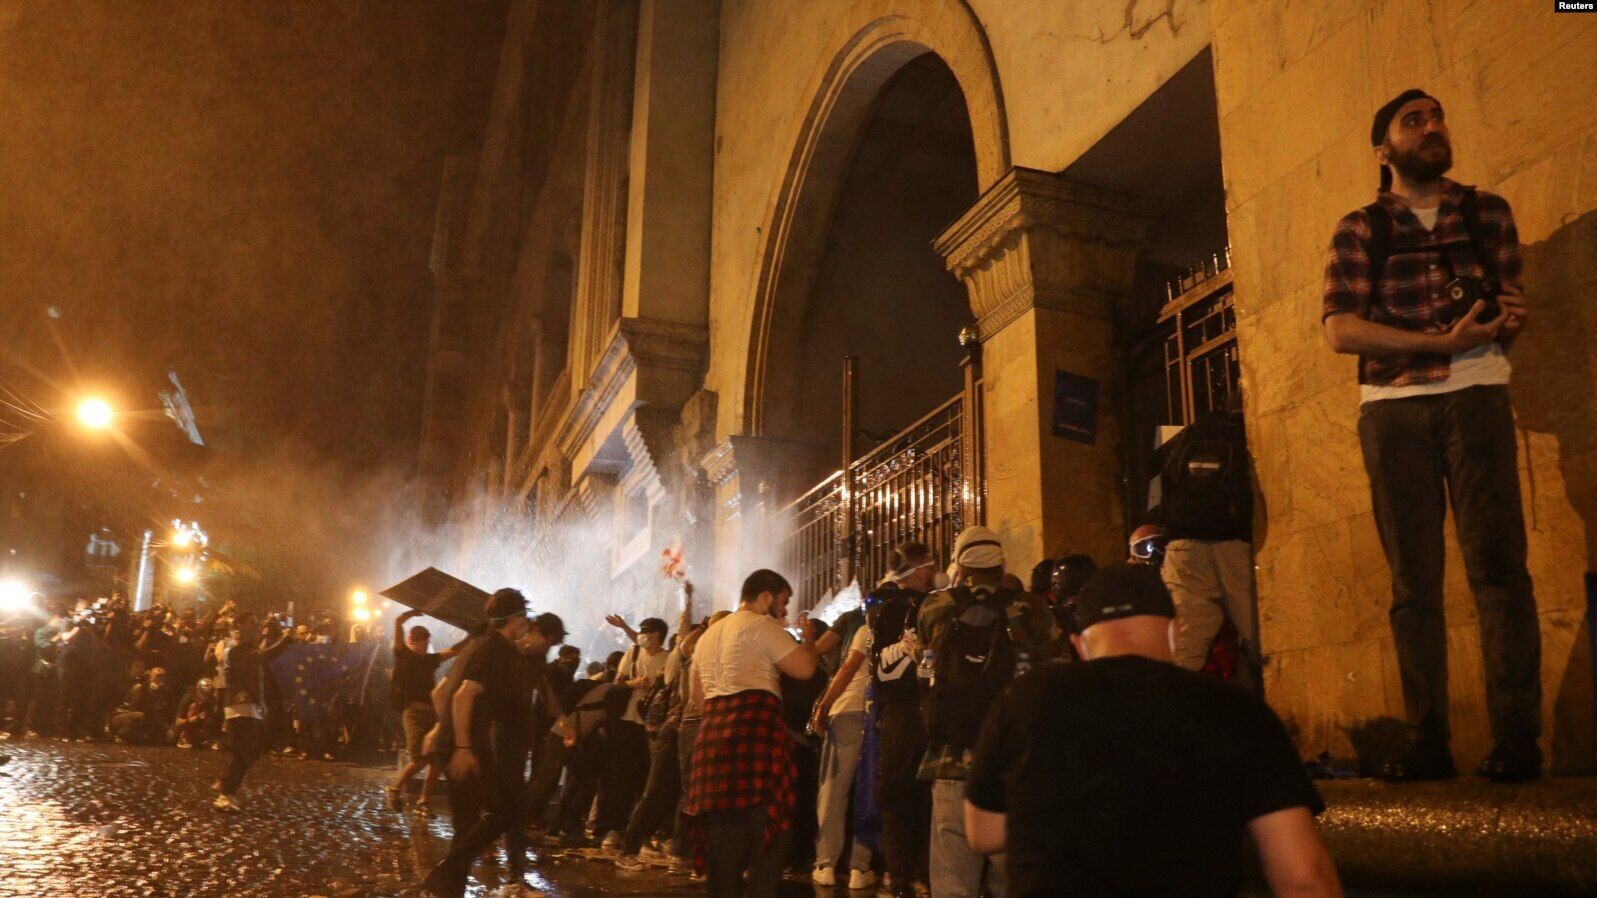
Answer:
[{"left": 1052, "top": 370, "right": 1100, "bottom": 445}]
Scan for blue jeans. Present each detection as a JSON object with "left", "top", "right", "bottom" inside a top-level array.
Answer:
[
  {"left": 703, "top": 805, "right": 792, "bottom": 898},
  {"left": 930, "top": 778, "right": 1005, "bottom": 898},
  {"left": 815, "top": 711, "right": 872, "bottom": 871}
]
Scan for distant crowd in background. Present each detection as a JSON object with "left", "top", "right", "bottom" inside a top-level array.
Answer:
[{"left": 0, "top": 596, "right": 388, "bottom": 761}]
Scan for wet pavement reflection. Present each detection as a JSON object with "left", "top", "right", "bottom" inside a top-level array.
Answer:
[
  {"left": 9, "top": 739, "right": 1592, "bottom": 897},
  {"left": 0, "top": 740, "right": 815, "bottom": 898}
]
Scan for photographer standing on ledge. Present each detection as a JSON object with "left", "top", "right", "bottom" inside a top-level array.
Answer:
[{"left": 1322, "top": 89, "right": 1540, "bottom": 782}]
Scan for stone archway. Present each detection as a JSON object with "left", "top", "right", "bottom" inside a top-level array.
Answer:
[{"left": 740, "top": 1, "right": 1010, "bottom": 440}]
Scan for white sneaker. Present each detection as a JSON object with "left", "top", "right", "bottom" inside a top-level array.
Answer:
[
  {"left": 601, "top": 831, "right": 623, "bottom": 851},
  {"left": 638, "top": 841, "right": 667, "bottom": 861},
  {"left": 813, "top": 866, "right": 837, "bottom": 887},
  {"left": 849, "top": 869, "right": 878, "bottom": 890},
  {"left": 213, "top": 794, "right": 242, "bottom": 813},
  {"left": 614, "top": 855, "right": 645, "bottom": 871}
]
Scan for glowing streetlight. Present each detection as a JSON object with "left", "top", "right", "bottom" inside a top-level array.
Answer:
[
  {"left": 351, "top": 588, "right": 368, "bottom": 606},
  {"left": 352, "top": 606, "right": 372, "bottom": 622},
  {"left": 0, "top": 579, "right": 34, "bottom": 614},
  {"left": 171, "top": 528, "right": 193, "bottom": 548},
  {"left": 76, "top": 397, "right": 114, "bottom": 430},
  {"left": 172, "top": 565, "right": 198, "bottom": 585}
]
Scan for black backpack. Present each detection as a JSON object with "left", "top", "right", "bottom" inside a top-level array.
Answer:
[
  {"left": 923, "top": 586, "right": 1018, "bottom": 750},
  {"left": 1160, "top": 410, "right": 1251, "bottom": 541},
  {"left": 869, "top": 585, "right": 925, "bottom": 705}
]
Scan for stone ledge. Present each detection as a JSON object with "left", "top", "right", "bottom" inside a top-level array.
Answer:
[{"left": 1308, "top": 778, "right": 1597, "bottom": 896}]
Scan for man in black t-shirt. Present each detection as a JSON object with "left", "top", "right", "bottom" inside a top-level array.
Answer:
[
  {"left": 420, "top": 589, "right": 566, "bottom": 898},
  {"left": 964, "top": 563, "right": 1341, "bottom": 898},
  {"left": 385, "top": 610, "right": 461, "bottom": 813},
  {"left": 870, "top": 540, "right": 936, "bottom": 898}
]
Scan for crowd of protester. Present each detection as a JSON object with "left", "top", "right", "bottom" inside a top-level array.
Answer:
[
  {"left": 0, "top": 596, "right": 384, "bottom": 763},
  {"left": 0, "top": 488, "right": 1340, "bottom": 898},
  {"left": 372, "top": 517, "right": 1341, "bottom": 898}
]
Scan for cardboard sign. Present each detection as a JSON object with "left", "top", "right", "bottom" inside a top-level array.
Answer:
[{"left": 379, "top": 567, "right": 490, "bottom": 632}]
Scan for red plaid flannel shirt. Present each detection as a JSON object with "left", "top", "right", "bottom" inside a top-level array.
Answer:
[
  {"left": 1322, "top": 178, "right": 1522, "bottom": 387},
  {"left": 682, "top": 689, "right": 796, "bottom": 853}
]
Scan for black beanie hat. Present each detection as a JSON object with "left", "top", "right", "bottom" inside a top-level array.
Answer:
[{"left": 1371, "top": 88, "right": 1438, "bottom": 190}]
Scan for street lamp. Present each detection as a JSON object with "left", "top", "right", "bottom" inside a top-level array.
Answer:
[
  {"left": 172, "top": 564, "right": 198, "bottom": 586},
  {"left": 351, "top": 588, "right": 368, "bottom": 606},
  {"left": 352, "top": 606, "right": 372, "bottom": 623},
  {"left": 75, "top": 396, "right": 114, "bottom": 430},
  {"left": 0, "top": 578, "right": 35, "bottom": 614}
]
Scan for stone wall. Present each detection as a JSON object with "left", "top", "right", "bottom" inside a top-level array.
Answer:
[{"left": 1213, "top": 0, "right": 1597, "bottom": 770}]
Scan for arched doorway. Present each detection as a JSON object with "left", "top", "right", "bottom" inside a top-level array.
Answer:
[
  {"left": 745, "top": 52, "right": 984, "bottom": 606},
  {"left": 762, "top": 54, "right": 978, "bottom": 482}
]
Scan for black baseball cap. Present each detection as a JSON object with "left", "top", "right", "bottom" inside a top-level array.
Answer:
[
  {"left": 1073, "top": 562, "right": 1175, "bottom": 631},
  {"left": 484, "top": 588, "right": 529, "bottom": 620},
  {"left": 533, "top": 611, "right": 568, "bottom": 643},
  {"left": 1371, "top": 88, "right": 1439, "bottom": 189}
]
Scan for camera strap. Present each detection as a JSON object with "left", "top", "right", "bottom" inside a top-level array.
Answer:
[
  {"left": 1363, "top": 187, "right": 1494, "bottom": 290},
  {"left": 1455, "top": 188, "right": 1497, "bottom": 284}
]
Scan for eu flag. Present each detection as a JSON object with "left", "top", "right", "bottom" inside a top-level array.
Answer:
[{"left": 269, "top": 642, "right": 382, "bottom": 724}]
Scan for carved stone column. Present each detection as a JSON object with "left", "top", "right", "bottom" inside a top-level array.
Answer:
[
  {"left": 935, "top": 167, "right": 1161, "bottom": 566},
  {"left": 569, "top": 0, "right": 640, "bottom": 389}
]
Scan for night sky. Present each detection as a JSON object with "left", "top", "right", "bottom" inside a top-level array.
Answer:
[
  {"left": 0, "top": 2, "right": 506, "bottom": 602},
  {"left": 0, "top": 1, "right": 504, "bottom": 464}
]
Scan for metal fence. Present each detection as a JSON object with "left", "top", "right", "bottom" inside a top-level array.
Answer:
[
  {"left": 774, "top": 470, "right": 844, "bottom": 614},
  {"left": 775, "top": 391, "right": 975, "bottom": 613}
]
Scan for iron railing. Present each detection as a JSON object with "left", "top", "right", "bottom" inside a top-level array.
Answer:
[
  {"left": 776, "top": 390, "right": 976, "bottom": 613},
  {"left": 775, "top": 470, "right": 845, "bottom": 614}
]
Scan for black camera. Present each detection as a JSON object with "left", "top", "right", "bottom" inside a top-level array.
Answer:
[{"left": 1445, "top": 275, "right": 1501, "bottom": 323}]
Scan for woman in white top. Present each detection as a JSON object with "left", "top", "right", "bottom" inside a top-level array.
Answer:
[{"left": 683, "top": 570, "right": 819, "bottom": 898}]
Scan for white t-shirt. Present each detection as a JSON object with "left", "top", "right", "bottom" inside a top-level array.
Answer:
[
  {"left": 694, "top": 609, "right": 800, "bottom": 699},
  {"left": 617, "top": 646, "right": 670, "bottom": 724},
  {"left": 1359, "top": 202, "right": 1512, "bottom": 404},
  {"left": 828, "top": 626, "right": 872, "bottom": 717}
]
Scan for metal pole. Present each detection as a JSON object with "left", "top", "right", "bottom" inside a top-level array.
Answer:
[
  {"left": 132, "top": 529, "right": 153, "bottom": 612},
  {"left": 841, "top": 356, "right": 859, "bottom": 588},
  {"left": 959, "top": 328, "right": 986, "bottom": 526}
]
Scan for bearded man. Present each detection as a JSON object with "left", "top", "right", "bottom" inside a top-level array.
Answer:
[{"left": 1321, "top": 89, "right": 1540, "bottom": 783}]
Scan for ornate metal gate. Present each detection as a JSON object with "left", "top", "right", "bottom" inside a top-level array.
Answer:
[{"left": 776, "top": 349, "right": 984, "bottom": 613}]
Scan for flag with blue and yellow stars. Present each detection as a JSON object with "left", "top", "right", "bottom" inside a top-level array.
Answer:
[{"left": 268, "top": 642, "right": 378, "bottom": 724}]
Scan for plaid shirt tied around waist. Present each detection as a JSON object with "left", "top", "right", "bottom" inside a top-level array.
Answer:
[
  {"left": 683, "top": 689, "right": 797, "bottom": 848},
  {"left": 1322, "top": 179, "right": 1522, "bottom": 388}
]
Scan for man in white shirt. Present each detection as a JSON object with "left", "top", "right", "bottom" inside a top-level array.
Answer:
[{"left": 685, "top": 570, "right": 820, "bottom": 898}]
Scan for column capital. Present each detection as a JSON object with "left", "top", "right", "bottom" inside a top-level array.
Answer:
[
  {"left": 935, "top": 167, "right": 1163, "bottom": 339},
  {"left": 698, "top": 434, "right": 824, "bottom": 517}
]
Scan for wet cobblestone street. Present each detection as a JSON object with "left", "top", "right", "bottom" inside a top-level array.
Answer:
[
  {"left": 0, "top": 739, "right": 781, "bottom": 898},
  {"left": 6, "top": 737, "right": 1594, "bottom": 897}
]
